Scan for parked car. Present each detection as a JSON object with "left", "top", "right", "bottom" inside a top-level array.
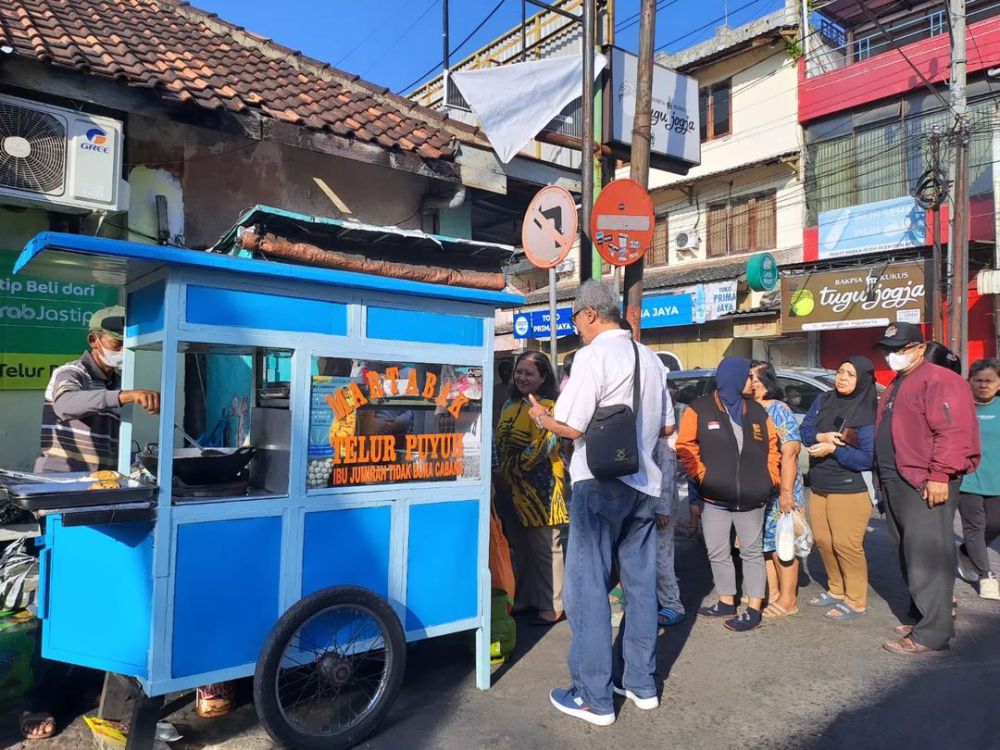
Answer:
[{"left": 667, "top": 366, "right": 838, "bottom": 478}]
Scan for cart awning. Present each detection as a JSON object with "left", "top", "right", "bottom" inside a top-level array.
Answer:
[{"left": 16, "top": 232, "right": 524, "bottom": 308}]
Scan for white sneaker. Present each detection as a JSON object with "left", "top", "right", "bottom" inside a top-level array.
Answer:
[
  {"left": 979, "top": 574, "right": 1000, "bottom": 601},
  {"left": 613, "top": 685, "right": 659, "bottom": 710}
]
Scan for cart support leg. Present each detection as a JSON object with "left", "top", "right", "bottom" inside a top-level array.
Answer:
[
  {"left": 475, "top": 566, "right": 491, "bottom": 690},
  {"left": 125, "top": 688, "right": 164, "bottom": 750}
]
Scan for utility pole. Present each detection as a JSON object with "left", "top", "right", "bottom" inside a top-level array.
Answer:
[
  {"left": 623, "top": 0, "right": 656, "bottom": 338},
  {"left": 442, "top": 0, "right": 450, "bottom": 75},
  {"left": 948, "top": 0, "right": 969, "bottom": 372},
  {"left": 580, "top": 0, "right": 596, "bottom": 282},
  {"left": 930, "top": 125, "right": 945, "bottom": 342}
]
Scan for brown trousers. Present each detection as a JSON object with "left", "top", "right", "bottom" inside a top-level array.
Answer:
[
  {"left": 505, "top": 522, "right": 567, "bottom": 613},
  {"left": 810, "top": 490, "right": 873, "bottom": 610}
]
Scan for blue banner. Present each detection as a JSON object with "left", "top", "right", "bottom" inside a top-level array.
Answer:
[
  {"left": 818, "top": 197, "right": 927, "bottom": 260},
  {"left": 640, "top": 293, "right": 693, "bottom": 329},
  {"left": 513, "top": 307, "right": 574, "bottom": 339}
]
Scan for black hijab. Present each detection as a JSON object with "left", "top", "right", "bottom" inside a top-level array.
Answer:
[{"left": 816, "top": 356, "right": 878, "bottom": 431}]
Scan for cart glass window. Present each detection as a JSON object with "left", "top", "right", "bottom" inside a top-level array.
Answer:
[{"left": 307, "top": 357, "right": 483, "bottom": 489}]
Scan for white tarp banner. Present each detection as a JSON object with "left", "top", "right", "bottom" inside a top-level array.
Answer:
[{"left": 452, "top": 54, "right": 607, "bottom": 164}]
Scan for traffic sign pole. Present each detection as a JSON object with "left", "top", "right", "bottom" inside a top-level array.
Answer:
[{"left": 548, "top": 268, "right": 558, "bottom": 370}]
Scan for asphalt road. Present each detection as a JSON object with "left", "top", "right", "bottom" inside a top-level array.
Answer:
[{"left": 2, "top": 508, "right": 998, "bottom": 750}]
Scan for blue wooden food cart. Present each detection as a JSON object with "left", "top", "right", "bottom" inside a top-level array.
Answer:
[{"left": 8, "top": 225, "right": 520, "bottom": 748}]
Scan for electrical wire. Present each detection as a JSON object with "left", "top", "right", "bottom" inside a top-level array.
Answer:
[
  {"left": 361, "top": 0, "right": 442, "bottom": 78},
  {"left": 396, "top": 0, "right": 510, "bottom": 94}
]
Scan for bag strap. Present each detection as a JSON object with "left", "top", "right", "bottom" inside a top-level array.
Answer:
[{"left": 631, "top": 341, "right": 641, "bottom": 424}]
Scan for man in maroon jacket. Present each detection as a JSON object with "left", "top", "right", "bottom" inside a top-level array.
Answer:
[{"left": 874, "top": 322, "right": 981, "bottom": 656}]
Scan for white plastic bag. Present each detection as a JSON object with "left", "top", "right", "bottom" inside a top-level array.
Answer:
[
  {"left": 776, "top": 512, "right": 796, "bottom": 562},
  {"left": 792, "top": 508, "right": 814, "bottom": 558}
]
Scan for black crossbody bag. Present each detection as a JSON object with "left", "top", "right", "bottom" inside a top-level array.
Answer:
[{"left": 585, "top": 341, "right": 641, "bottom": 479}]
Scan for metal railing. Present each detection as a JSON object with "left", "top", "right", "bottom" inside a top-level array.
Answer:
[{"left": 806, "top": 0, "right": 1000, "bottom": 76}]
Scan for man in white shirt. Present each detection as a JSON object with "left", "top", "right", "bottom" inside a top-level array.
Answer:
[{"left": 528, "top": 280, "right": 672, "bottom": 726}]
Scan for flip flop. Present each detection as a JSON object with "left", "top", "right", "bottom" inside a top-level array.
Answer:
[
  {"left": 824, "top": 602, "right": 866, "bottom": 621},
  {"left": 762, "top": 602, "right": 799, "bottom": 618},
  {"left": 20, "top": 712, "right": 55, "bottom": 741},
  {"left": 894, "top": 624, "right": 913, "bottom": 636},
  {"left": 882, "top": 636, "right": 949, "bottom": 657},
  {"left": 807, "top": 591, "right": 842, "bottom": 607},
  {"left": 657, "top": 607, "right": 686, "bottom": 627}
]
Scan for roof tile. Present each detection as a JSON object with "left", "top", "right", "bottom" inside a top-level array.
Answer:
[{"left": 1, "top": 0, "right": 484, "bottom": 159}]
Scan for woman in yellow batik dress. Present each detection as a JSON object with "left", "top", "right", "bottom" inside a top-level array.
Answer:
[{"left": 495, "top": 351, "right": 568, "bottom": 625}]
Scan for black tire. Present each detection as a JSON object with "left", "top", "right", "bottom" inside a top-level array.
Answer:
[{"left": 253, "top": 586, "right": 406, "bottom": 750}]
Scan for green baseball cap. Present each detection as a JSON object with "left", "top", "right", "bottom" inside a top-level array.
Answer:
[{"left": 89, "top": 305, "right": 125, "bottom": 341}]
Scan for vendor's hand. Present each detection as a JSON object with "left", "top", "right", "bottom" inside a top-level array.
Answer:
[
  {"left": 655, "top": 513, "right": 671, "bottom": 529},
  {"left": 526, "top": 394, "right": 550, "bottom": 425},
  {"left": 119, "top": 389, "right": 160, "bottom": 414},
  {"left": 923, "top": 480, "right": 950, "bottom": 507},
  {"left": 808, "top": 442, "right": 837, "bottom": 458},
  {"left": 779, "top": 490, "right": 795, "bottom": 514}
]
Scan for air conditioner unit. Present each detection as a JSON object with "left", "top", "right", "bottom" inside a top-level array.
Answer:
[
  {"left": 0, "top": 93, "right": 129, "bottom": 213},
  {"left": 675, "top": 231, "right": 701, "bottom": 251}
]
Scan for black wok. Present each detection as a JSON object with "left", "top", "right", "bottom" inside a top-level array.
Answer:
[{"left": 139, "top": 444, "right": 255, "bottom": 485}]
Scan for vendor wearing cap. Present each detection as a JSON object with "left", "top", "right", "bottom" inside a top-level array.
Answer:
[
  {"left": 873, "top": 322, "right": 980, "bottom": 657},
  {"left": 35, "top": 305, "right": 160, "bottom": 473}
]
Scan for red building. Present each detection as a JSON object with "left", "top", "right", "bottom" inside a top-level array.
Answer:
[{"left": 791, "top": 0, "right": 999, "bottom": 378}]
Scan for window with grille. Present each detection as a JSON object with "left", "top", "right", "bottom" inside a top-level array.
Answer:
[
  {"left": 648, "top": 217, "right": 668, "bottom": 266},
  {"left": 699, "top": 80, "right": 731, "bottom": 142},
  {"left": 706, "top": 193, "right": 777, "bottom": 257},
  {"left": 706, "top": 204, "right": 729, "bottom": 257}
]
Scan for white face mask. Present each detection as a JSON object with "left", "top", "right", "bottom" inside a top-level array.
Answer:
[
  {"left": 100, "top": 345, "right": 124, "bottom": 370},
  {"left": 886, "top": 350, "right": 912, "bottom": 372}
]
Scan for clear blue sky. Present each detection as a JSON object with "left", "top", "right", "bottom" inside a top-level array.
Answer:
[{"left": 193, "top": 0, "right": 784, "bottom": 94}]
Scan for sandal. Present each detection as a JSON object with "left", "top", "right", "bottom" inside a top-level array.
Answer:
[
  {"left": 882, "top": 636, "right": 948, "bottom": 657},
  {"left": 894, "top": 624, "right": 913, "bottom": 637},
  {"left": 20, "top": 712, "right": 55, "bottom": 741},
  {"left": 762, "top": 602, "right": 799, "bottom": 618},
  {"left": 824, "top": 602, "right": 866, "bottom": 621},
  {"left": 657, "top": 607, "right": 686, "bottom": 627},
  {"left": 807, "top": 591, "right": 842, "bottom": 607}
]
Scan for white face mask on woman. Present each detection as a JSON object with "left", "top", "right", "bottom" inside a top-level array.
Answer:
[{"left": 886, "top": 349, "right": 914, "bottom": 372}]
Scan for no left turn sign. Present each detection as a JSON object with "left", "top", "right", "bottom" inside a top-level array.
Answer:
[{"left": 521, "top": 185, "right": 578, "bottom": 269}]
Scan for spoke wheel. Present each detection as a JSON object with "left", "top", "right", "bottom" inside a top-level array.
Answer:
[{"left": 253, "top": 586, "right": 406, "bottom": 749}]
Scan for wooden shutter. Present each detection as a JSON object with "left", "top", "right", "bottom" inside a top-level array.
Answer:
[
  {"left": 706, "top": 204, "right": 728, "bottom": 257},
  {"left": 648, "top": 216, "right": 668, "bottom": 266}
]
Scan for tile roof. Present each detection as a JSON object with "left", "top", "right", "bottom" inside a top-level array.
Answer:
[{"left": 0, "top": 0, "right": 484, "bottom": 160}]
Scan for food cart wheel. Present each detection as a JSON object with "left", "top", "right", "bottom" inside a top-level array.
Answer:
[{"left": 253, "top": 585, "right": 406, "bottom": 750}]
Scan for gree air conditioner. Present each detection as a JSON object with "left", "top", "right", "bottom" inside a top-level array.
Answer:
[
  {"left": 675, "top": 231, "right": 701, "bottom": 252},
  {"left": 0, "top": 93, "right": 129, "bottom": 213}
]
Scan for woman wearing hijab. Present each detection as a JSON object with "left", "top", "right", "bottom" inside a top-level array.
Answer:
[
  {"left": 676, "top": 356, "right": 781, "bottom": 632},
  {"left": 800, "top": 356, "right": 877, "bottom": 621}
]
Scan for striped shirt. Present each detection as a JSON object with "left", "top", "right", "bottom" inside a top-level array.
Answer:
[{"left": 35, "top": 351, "right": 121, "bottom": 473}]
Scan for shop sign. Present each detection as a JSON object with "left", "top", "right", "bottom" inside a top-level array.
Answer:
[
  {"left": 781, "top": 261, "right": 928, "bottom": 333},
  {"left": 692, "top": 280, "right": 737, "bottom": 323},
  {"left": 746, "top": 253, "right": 778, "bottom": 291},
  {"left": 512, "top": 307, "right": 574, "bottom": 339},
  {"left": 818, "top": 197, "right": 927, "bottom": 260},
  {"left": 641, "top": 292, "right": 694, "bottom": 329},
  {"left": 605, "top": 46, "right": 701, "bottom": 172},
  {"left": 0, "top": 251, "right": 118, "bottom": 390},
  {"left": 734, "top": 318, "right": 780, "bottom": 339},
  {"left": 308, "top": 360, "right": 482, "bottom": 489}
]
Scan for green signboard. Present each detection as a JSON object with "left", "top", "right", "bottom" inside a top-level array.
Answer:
[
  {"left": 746, "top": 252, "right": 778, "bottom": 292},
  {"left": 0, "top": 251, "right": 118, "bottom": 390}
]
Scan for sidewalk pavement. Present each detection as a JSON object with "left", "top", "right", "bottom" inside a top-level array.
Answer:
[{"left": 2, "top": 512, "right": 998, "bottom": 750}]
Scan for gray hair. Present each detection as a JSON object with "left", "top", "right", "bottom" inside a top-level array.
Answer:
[{"left": 572, "top": 280, "right": 621, "bottom": 322}]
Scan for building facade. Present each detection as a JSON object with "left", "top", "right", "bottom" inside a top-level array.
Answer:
[{"left": 796, "top": 0, "right": 1000, "bottom": 379}]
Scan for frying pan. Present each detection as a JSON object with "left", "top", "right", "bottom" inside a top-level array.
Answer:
[{"left": 138, "top": 444, "right": 256, "bottom": 485}]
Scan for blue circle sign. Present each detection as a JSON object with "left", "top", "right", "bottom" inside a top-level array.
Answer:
[{"left": 746, "top": 252, "right": 778, "bottom": 292}]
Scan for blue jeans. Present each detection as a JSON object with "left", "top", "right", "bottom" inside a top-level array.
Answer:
[{"left": 564, "top": 479, "right": 658, "bottom": 713}]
